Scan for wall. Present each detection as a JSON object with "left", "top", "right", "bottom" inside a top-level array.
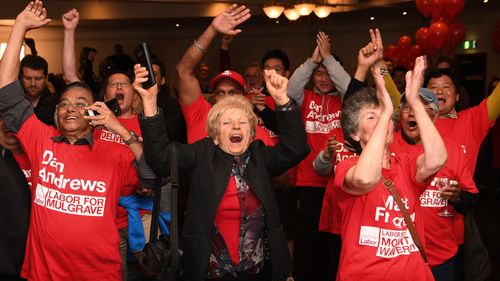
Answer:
[{"left": 0, "top": 5, "right": 498, "bottom": 89}]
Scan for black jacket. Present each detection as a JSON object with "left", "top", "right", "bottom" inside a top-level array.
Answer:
[
  {"left": 139, "top": 104, "right": 309, "bottom": 281},
  {"left": 0, "top": 148, "right": 30, "bottom": 280}
]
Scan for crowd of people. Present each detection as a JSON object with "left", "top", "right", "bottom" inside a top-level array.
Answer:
[{"left": 1, "top": 1, "right": 499, "bottom": 281}]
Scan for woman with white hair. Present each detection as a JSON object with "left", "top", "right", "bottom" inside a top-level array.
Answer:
[{"left": 135, "top": 65, "right": 309, "bottom": 281}]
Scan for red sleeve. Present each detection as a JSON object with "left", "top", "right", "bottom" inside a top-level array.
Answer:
[
  {"left": 461, "top": 99, "right": 495, "bottom": 148},
  {"left": 180, "top": 95, "right": 210, "bottom": 144},
  {"left": 333, "top": 157, "right": 358, "bottom": 195},
  {"left": 16, "top": 115, "right": 57, "bottom": 164}
]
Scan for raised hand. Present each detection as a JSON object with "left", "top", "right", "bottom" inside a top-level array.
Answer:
[
  {"left": 62, "top": 9, "right": 79, "bottom": 31},
  {"left": 264, "top": 69, "right": 289, "bottom": 106},
  {"left": 84, "top": 101, "right": 123, "bottom": 133},
  {"left": 15, "top": 0, "right": 52, "bottom": 31},
  {"left": 357, "top": 42, "right": 378, "bottom": 68},
  {"left": 249, "top": 87, "right": 266, "bottom": 109},
  {"left": 404, "top": 56, "right": 427, "bottom": 107},
  {"left": 133, "top": 64, "right": 158, "bottom": 101},
  {"left": 317, "top": 31, "right": 332, "bottom": 59},
  {"left": 311, "top": 46, "right": 322, "bottom": 64},
  {"left": 369, "top": 28, "right": 385, "bottom": 64},
  {"left": 211, "top": 4, "right": 251, "bottom": 36}
]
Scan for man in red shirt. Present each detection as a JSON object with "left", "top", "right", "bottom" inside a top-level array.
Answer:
[{"left": 391, "top": 88, "right": 478, "bottom": 280}]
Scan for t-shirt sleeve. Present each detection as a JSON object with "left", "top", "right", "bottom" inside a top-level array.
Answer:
[
  {"left": 16, "top": 115, "right": 56, "bottom": 163},
  {"left": 464, "top": 99, "right": 495, "bottom": 145},
  {"left": 180, "top": 95, "right": 210, "bottom": 144},
  {"left": 333, "top": 157, "right": 358, "bottom": 195}
]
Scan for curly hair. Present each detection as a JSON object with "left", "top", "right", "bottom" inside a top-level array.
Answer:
[{"left": 206, "top": 95, "right": 257, "bottom": 140}]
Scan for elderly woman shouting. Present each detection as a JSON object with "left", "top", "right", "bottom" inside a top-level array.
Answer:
[
  {"left": 333, "top": 56, "right": 447, "bottom": 281},
  {"left": 135, "top": 64, "right": 309, "bottom": 281}
]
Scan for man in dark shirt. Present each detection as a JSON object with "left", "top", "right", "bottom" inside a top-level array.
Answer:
[
  {"left": 19, "top": 54, "right": 58, "bottom": 126},
  {"left": 0, "top": 117, "right": 30, "bottom": 281}
]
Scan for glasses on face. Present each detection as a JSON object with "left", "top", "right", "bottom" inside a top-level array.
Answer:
[
  {"left": 57, "top": 101, "right": 89, "bottom": 110},
  {"left": 401, "top": 105, "right": 436, "bottom": 114},
  {"left": 263, "top": 65, "right": 284, "bottom": 72},
  {"left": 107, "top": 81, "right": 132, "bottom": 89},
  {"left": 214, "top": 89, "right": 240, "bottom": 96}
]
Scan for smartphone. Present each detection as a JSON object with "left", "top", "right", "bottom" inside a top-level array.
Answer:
[
  {"left": 135, "top": 42, "right": 156, "bottom": 89},
  {"left": 85, "top": 98, "right": 122, "bottom": 117}
]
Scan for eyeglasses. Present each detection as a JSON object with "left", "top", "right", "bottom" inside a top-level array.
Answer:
[
  {"left": 401, "top": 105, "right": 436, "bottom": 114},
  {"left": 57, "top": 101, "right": 89, "bottom": 110},
  {"left": 263, "top": 65, "right": 284, "bottom": 72},
  {"left": 107, "top": 81, "right": 132, "bottom": 89},
  {"left": 214, "top": 89, "right": 240, "bottom": 96}
]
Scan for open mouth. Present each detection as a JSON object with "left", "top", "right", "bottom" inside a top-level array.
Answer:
[
  {"left": 115, "top": 93, "right": 124, "bottom": 102},
  {"left": 230, "top": 135, "right": 243, "bottom": 143},
  {"left": 406, "top": 121, "right": 418, "bottom": 130},
  {"left": 65, "top": 116, "right": 78, "bottom": 121},
  {"left": 438, "top": 98, "right": 446, "bottom": 106}
]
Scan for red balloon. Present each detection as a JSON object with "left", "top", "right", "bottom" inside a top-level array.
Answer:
[
  {"left": 430, "top": 22, "right": 449, "bottom": 49},
  {"left": 424, "top": 44, "right": 438, "bottom": 57},
  {"left": 446, "top": 0, "right": 465, "bottom": 20},
  {"left": 415, "top": 0, "right": 431, "bottom": 18},
  {"left": 409, "top": 45, "right": 423, "bottom": 60},
  {"left": 415, "top": 27, "right": 431, "bottom": 48},
  {"left": 397, "top": 35, "right": 413, "bottom": 52},
  {"left": 384, "top": 44, "right": 398, "bottom": 60},
  {"left": 431, "top": 14, "right": 451, "bottom": 25},
  {"left": 446, "top": 22, "right": 466, "bottom": 52},
  {"left": 429, "top": 0, "right": 446, "bottom": 19}
]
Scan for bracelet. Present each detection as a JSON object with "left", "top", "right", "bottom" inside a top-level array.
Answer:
[
  {"left": 276, "top": 98, "right": 297, "bottom": 112},
  {"left": 193, "top": 39, "right": 207, "bottom": 55},
  {"left": 380, "top": 66, "right": 389, "bottom": 76}
]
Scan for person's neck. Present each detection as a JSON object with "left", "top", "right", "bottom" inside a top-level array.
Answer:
[
  {"left": 25, "top": 94, "right": 41, "bottom": 107},
  {"left": 119, "top": 110, "right": 135, "bottom": 118},
  {"left": 63, "top": 129, "right": 91, "bottom": 144},
  {"left": 402, "top": 130, "right": 420, "bottom": 145}
]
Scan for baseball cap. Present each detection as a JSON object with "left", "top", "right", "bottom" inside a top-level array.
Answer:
[
  {"left": 209, "top": 70, "right": 245, "bottom": 92},
  {"left": 401, "top": 88, "right": 438, "bottom": 109}
]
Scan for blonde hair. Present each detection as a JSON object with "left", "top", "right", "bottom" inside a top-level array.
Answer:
[{"left": 206, "top": 95, "right": 257, "bottom": 140}]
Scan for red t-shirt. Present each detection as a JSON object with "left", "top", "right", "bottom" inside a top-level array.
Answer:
[
  {"left": 296, "top": 90, "right": 343, "bottom": 187},
  {"left": 13, "top": 152, "right": 32, "bottom": 185},
  {"left": 391, "top": 132, "right": 478, "bottom": 266},
  {"left": 435, "top": 99, "right": 495, "bottom": 173},
  {"left": 181, "top": 95, "right": 273, "bottom": 145},
  {"left": 319, "top": 134, "right": 357, "bottom": 234},
  {"left": 18, "top": 115, "right": 138, "bottom": 280},
  {"left": 95, "top": 115, "right": 145, "bottom": 229},
  {"left": 333, "top": 155, "right": 434, "bottom": 281}
]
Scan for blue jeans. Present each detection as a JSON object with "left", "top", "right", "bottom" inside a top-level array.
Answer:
[{"left": 431, "top": 253, "right": 458, "bottom": 281}]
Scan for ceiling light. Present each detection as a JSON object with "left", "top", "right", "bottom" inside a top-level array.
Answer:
[
  {"left": 294, "top": 3, "right": 316, "bottom": 16},
  {"left": 483, "top": 0, "right": 488, "bottom": 2},
  {"left": 403, "top": 11, "right": 407, "bottom": 15},
  {"left": 284, "top": 8, "right": 301, "bottom": 21},
  {"left": 370, "top": 16, "right": 375, "bottom": 20},
  {"left": 263, "top": 4, "right": 285, "bottom": 19},
  {"left": 175, "top": 23, "right": 180, "bottom": 27},
  {"left": 313, "top": 5, "right": 331, "bottom": 18}
]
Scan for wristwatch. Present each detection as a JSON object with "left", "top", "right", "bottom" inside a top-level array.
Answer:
[{"left": 124, "top": 130, "right": 139, "bottom": 145}]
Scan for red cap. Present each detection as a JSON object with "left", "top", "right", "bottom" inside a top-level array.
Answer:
[{"left": 209, "top": 70, "right": 245, "bottom": 92}]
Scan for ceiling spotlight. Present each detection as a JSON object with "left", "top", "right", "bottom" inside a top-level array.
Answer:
[
  {"left": 294, "top": 3, "right": 316, "bottom": 16},
  {"left": 175, "top": 23, "right": 180, "bottom": 27},
  {"left": 370, "top": 16, "right": 375, "bottom": 20},
  {"left": 284, "top": 8, "right": 301, "bottom": 21},
  {"left": 314, "top": 5, "right": 331, "bottom": 18},
  {"left": 403, "top": 11, "right": 407, "bottom": 15},
  {"left": 483, "top": 0, "right": 488, "bottom": 2},
  {"left": 263, "top": 4, "right": 285, "bottom": 19}
]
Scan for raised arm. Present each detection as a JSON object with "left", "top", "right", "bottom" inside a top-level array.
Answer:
[
  {"left": 409, "top": 56, "right": 447, "bottom": 182},
  {"left": 287, "top": 46, "right": 320, "bottom": 106},
  {"left": 0, "top": 1, "right": 51, "bottom": 88},
  {"left": 487, "top": 82, "right": 500, "bottom": 121},
  {"left": 175, "top": 4, "right": 250, "bottom": 106},
  {"left": 344, "top": 66, "right": 394, "bottom": 195},
  {"left": 62, "top": 9, "right": 81, "bottom": 84},
  {"left": 317, "top": 32, "right": 350, "bottom": 98}
]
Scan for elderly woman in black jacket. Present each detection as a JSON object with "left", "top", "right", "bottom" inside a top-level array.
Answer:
[{"left": 134, "top": 63, "right": 309, "bottom": 281}]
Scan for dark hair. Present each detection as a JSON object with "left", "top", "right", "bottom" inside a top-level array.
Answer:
[
  {"left": 61, "top": 82, "right": 94, "bottom": 102},
  {"left": 261, "top": 49, "right": 290, "bottom": 71},
  {"left": 98, "top": 70, "right": 134, "bottom": 101},
  {"left": 341, "top": 87, "right": 379, "bottom": 155},
  {"left": 434, "top": 55, "right": 454, "bottom": 70},
  {"left": 20, "top": 54, "right": 48, "bottom": 76},
  {"left": 47, "top": 73, "right": 65, "bottom": 94},
  {"left": 393, "top": 66, "right": 409, "bottom": 75},
  {"left": 151, "top": 56, "right": 166, "bottom": 78},
  {"left": 424, "top": 68, "right": 461, "bottom": 91}
]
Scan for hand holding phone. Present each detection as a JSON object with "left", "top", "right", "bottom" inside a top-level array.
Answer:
[
  {"left": 135, "top": 42, "right": 156, "bottom": 89},
  {"left": 86, "top": 98, "right": 121, "bottom": 117}
]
